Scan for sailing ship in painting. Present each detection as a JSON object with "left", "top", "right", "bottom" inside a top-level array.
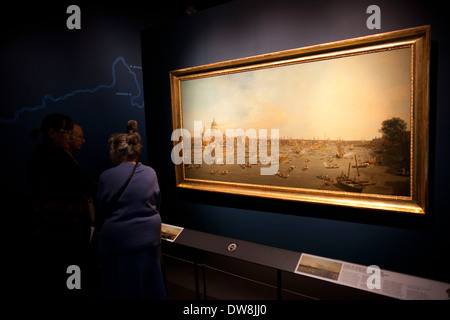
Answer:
[
  {"left": 336, "top": 155, "right": 376, "bottom": 193},
  {"left": 323, "top": 162, "right": 339, "bottom": 169},
  {"left": 336, "top": 142, "right": 344, "bottom": 159}
]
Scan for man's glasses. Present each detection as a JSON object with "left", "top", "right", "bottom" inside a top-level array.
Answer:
[{"left": 57, "top": 130, "right": 72, "bottom": 135}]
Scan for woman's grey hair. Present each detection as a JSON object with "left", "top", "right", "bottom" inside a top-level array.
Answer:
[{"left": 109, "top": 132, "right": 142, "bottom": 164}]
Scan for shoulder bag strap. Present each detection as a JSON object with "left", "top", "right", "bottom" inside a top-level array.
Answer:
[{"left": 107, "top": 161, "right": 139, "bottom": 217}]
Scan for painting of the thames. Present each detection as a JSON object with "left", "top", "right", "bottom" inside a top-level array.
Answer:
[{"left": 179, "top": 46, "right": 412, "bottom": 197}]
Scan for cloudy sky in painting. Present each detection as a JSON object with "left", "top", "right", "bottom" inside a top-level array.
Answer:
[{"left": 181, "top": 47, "right": 411, "bottom": 140}]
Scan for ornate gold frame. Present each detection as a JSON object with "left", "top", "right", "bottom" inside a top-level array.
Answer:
[{"left": 169, "top": 26, "right": 430, "bottom": 214}]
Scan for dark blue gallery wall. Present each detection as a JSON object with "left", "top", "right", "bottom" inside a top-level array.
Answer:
[
  {"left": 0, "top": 2, "right": 161, "bottom": 198},
  {"left": 142, "top": 0, "right": 450, "bottom": 283}
]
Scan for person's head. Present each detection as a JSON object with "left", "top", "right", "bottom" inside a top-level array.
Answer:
[
  {"left": 69, "top": 124, "right": 85, "bottom": 153},
  {"left": 38, "top": 113, "right": 74, "bottom": 150},
  {"left": 109, "top": 132, "right": 142, "bottom": 165},
  {"left": 126, "top": 120, "right": 138, "bottom": 133}
]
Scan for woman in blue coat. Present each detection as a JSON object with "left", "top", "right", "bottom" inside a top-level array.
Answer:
[{"left": 96, "top": 132, "right": 166, "bottom": 300}]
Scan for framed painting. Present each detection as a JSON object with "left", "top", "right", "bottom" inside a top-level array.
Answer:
[{"left": 169, "top": 26, "right": 430, "bottom": 214}]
